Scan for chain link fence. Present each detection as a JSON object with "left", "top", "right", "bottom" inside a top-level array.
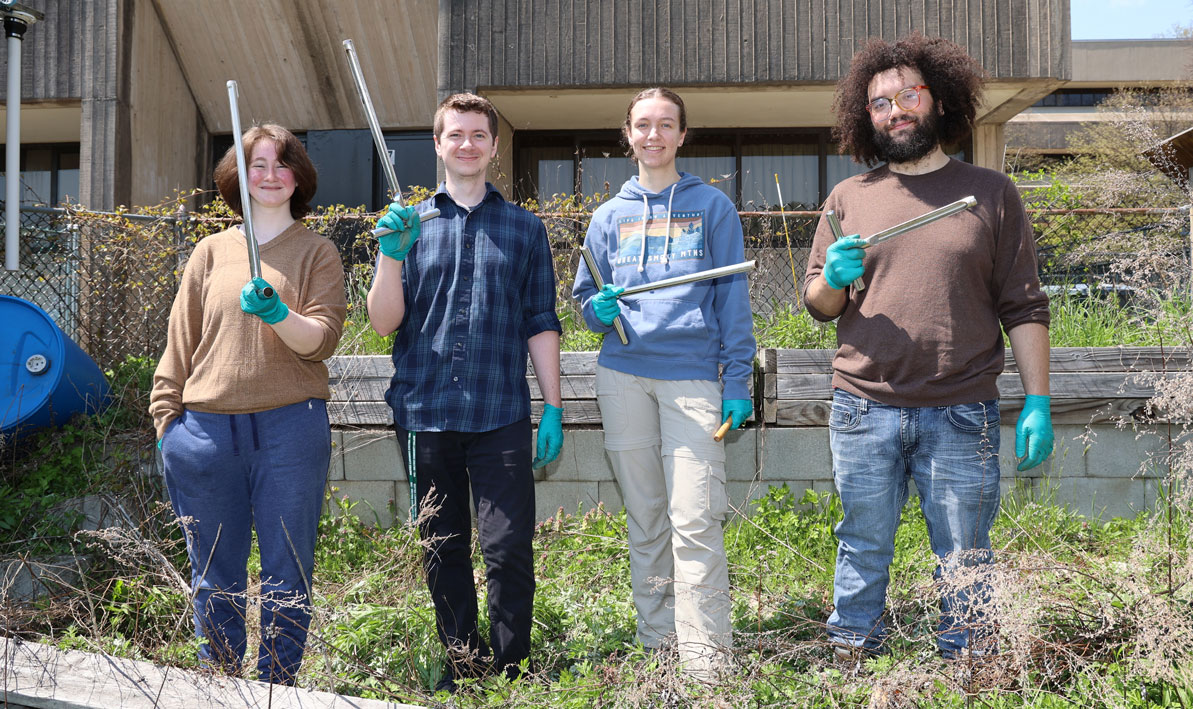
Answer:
[{"left": 2, "top": 200, "right": 1188, "bottom": 369}]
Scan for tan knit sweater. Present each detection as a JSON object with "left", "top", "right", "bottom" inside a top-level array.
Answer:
[{"left": 149, "top": 222, "right": 346, "bottom": 438}]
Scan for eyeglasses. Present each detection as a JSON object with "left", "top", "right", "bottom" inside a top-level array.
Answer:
[{"left": 865, "top": 85, "right": 929, "bottom": 120}]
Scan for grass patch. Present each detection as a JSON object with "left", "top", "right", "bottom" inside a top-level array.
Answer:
[{"left": 12, "top": 473, "right": 1193, "bottom": 707}]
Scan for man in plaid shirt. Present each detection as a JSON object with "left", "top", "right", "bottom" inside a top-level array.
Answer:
[{"left": 366, "top": 93, "right": 563, "bottom": 694}]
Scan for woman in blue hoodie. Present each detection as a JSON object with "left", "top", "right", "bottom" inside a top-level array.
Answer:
[{"left": 573, "top": 87, "right": 755, "bottom": 679}]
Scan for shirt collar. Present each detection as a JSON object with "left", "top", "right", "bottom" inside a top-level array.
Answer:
[{"left": 433, "top": 182, "right": 504, "bottom": 211}]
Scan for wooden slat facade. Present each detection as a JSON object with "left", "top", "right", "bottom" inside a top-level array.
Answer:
[
  {"left": 0, "top": 0, "right": 86, "bottom": 102},
  {"left": 440, "top": 0, "right": 1069, "bottom": 92}
]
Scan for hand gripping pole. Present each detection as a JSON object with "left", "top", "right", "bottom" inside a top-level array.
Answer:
[
  {"left": 342, "top": 39, "right": 440, "bottom": 235},
  {"left": 579, "top": 246, "right": 629, "bottom": 345}
]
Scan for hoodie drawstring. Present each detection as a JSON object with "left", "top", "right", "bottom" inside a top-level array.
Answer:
[
  {"left": 637, "top": 183, "right": 679, "bottom": 272},
  {"left": 661, "top": 184, "right": 676, "bottom": 266},
  {"left": 637, "top": 194, "right": 649, "bottom": 272}
]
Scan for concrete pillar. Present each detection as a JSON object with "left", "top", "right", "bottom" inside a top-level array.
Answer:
[
  {"left": 492, "top": 109, "right": 514, "bottom": 198},
  {"left": 971, "top": 123, "right": 1006, "bottom": 172},
  {"left": 78, "top": 0, "right": 130, "bottom": 210}
]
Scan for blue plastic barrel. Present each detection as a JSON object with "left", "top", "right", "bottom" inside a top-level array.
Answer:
[{"left": 0, "top": 295, "right": 110, "bottom": 440}]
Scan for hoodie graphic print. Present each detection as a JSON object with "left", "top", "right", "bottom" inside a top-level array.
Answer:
[
  {"left": 613, "top": 210, "right": 706, "bottom": 268},
  {"left": 573, "top": 172, "right": 756, "bottom": 400}
]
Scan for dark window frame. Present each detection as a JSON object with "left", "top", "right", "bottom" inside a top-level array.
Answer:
[
  {"left": 513, "top": 128, "right": 970, "bottom": 208},
  {"left": 0, "top": 142, "right": 82, "bottom": 206}
]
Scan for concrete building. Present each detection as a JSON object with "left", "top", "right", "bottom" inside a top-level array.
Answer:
[
  {"left": 1006, "top": 38, "right": 1193, "bottom": 162},
  {"left": 0, "top": 0, "right": 1069, "bottom": 215}
]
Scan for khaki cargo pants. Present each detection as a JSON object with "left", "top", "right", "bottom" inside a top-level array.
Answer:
[{"left": 595, "top": 365, "right": 732, "bottom": 677}]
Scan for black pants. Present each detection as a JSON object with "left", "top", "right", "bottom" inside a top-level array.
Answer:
[{"left": 397, "top": 418, "right": 536, "bottom": 678}]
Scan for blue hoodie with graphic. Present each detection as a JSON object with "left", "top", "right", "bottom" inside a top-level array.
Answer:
[{"left": 573, "top": 172, "right": 756, "bottom": 400}]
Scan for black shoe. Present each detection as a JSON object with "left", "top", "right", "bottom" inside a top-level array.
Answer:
[{"left": 434, "top": 673, "right": 457, "bottom": 694}]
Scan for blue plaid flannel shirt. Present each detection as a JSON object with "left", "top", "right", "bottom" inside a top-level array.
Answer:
[{"left": 384, "top": 183, "right": 561, "bottom": 432}]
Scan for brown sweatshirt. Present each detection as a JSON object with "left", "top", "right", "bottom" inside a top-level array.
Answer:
[
  {"left": 802, "top": 159, "right": 1049, "bottom": 407},
  {"left": 149, "top": 222, "right": 346, "bottom": 438}
]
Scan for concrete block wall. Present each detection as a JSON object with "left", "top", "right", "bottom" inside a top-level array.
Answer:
[{"left": 327, "top": 420, "right": 1171, "bottom": 526}]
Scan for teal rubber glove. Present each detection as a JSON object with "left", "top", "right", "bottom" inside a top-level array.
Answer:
[
  {"left": 592, "top": 284, "right": 625, "bottom": 326},
  {"left": 156, "top": 438, "right": 162, "bottom": 451},
  {"left": 1015, "top": 394, "right": 1054, "bottom": 471},
  {"left": 240, "top": 277, "right": 289, "bottom": 324},
  {"left": 376, "top": 202, "right": 421, "bottom": 261},
  {"left": 823, "top": 236, "right": 866, "bottom": 290},
  {"left": 533, "top": 403, "right": 564, "bottom": 469},
  {"left": 722, "top": 399, "right": 752, "bottom": 430}
]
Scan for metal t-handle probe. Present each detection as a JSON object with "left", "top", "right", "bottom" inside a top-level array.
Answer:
[
  {"left": 342, "top": 39, "right": 439, "bottom": 235},
  {"left": 861, "top": 196, "right": 977, "bottom": 246},
  {"left": 579, "top": 246, "right": 629, "bottom": 345},
  {"left": 824, "top": 210, "right": 863, "bottom": 291},
  {"left": 226, "top": 80, "right": 271, "bottom": 298},
  {"left": 824, "top": 196, "right": 978, "bottom": 292},
  {"left": 618, "top": 260, "right": 755, "bottom": 297}
]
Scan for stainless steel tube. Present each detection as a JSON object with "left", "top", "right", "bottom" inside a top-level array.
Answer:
[
  {"left": 342, "top": 39, "right": 439, "bottom": 235},
  {"left": 861, "top": 196, "right": 977, "bottom": 247},
  {"left": 619, "top": 260, "right": 755, "bottom": 297},
  {"left": 226, "top": 80, "right": 269, "bottom": 296}
]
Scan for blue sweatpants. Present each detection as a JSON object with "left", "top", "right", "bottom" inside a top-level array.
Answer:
[{"left": 161, "top": 398, "right": 330, "bottom": 685}]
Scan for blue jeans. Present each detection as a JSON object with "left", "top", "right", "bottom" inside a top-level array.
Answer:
[
  {"left": 826, "top": 389, "right": 1000, "bottom": 657},
  {"left": 161, "top": 399, "right": 330, "bottom": 685}
]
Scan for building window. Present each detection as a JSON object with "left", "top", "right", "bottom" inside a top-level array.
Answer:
[
  {"left": 372, "top": 131, "right": 437, "bottom": 209},
  {"left": 513, "top": 129, "right": 929, "bottom": 209},
  {"left": 1032, "top": 89, "right": 1112, "bottom": 108},
  {"left": 740, "top": 138, "right": 819, "bottom": 209},
  {"left": 210, "top": 130, "right": 436, "bottom": 212},
  {"left": 0, "top": 144, "right": 81, "bottom": 206}
]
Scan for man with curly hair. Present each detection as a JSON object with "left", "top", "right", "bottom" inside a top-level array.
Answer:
[{"left": 802, "top": 34, "right": 1053, "bottom": 661}]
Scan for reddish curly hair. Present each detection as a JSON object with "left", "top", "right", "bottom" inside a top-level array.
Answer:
[
  {"left": 213, "top": 124, "right": 317, "bottom": 219},
  {"left": 832, "top": 33, "right": 987, "bottom": 166}
]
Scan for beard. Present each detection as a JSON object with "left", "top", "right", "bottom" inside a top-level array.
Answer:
[{"left": 871, "top": 111, "right": 940, "bottom": 164}]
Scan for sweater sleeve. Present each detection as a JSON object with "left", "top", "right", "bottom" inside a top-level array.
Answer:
[
  {"left": 992, "top": 180, "right": 1050, "bottom": 332},
  {"left": 710, "top": 197, "right": 756, "bottom": 400},
  {"left": 149, "top": 244, "right": 207, "bottom": 439},
  {"left": 294, "top": 239, "right": 347, "bottom": 362},
  {"left": 802, "top": 193, "right": 843, "bottom": 323}
]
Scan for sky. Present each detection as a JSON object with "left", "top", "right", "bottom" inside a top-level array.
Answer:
[{"left": 1071, "top": 0, "right": 1192, "bottom": 39}]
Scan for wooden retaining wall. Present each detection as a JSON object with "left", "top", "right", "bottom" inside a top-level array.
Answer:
[
  {"left": 760, "top": 347, "right": 1189, "bottom": 427},
  {"left": 323, "top": 347, "right": 1187, "bottom": 525},
  {"left": 331, "top": 347, "right": 1187, "bottom": 429}
]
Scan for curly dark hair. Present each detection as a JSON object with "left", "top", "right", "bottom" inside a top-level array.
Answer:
[{"left": 833, "top": 33, "right": 987, "bottom": 166}]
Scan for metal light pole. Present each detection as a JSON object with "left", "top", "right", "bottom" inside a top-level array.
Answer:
[{"left": 2, "top": 1, "right": 42, "bottom": 272}]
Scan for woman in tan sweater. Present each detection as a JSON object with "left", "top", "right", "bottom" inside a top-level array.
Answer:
[{"left": 149, "top": 124, "right": 346, "bottom": 685}]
